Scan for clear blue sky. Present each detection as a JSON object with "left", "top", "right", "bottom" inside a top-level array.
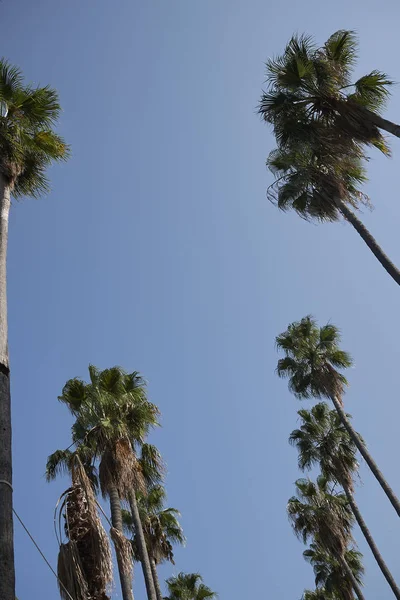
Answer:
[{"left": 2, "top": 1, "right": 400, "bottom": 598}]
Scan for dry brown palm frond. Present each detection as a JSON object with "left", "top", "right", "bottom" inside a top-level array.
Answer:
[
  {"left": 110, "top": 526, "right": 133, "bottom": 580},
  {"left": 63, "top": 457, "right": 113, "bottom": 600},
  {"left": 58, "top": 541, "right": 89, "bottom": 600},
  {"left": 99, "top": 439, "right": 146, "bottom": 499}
]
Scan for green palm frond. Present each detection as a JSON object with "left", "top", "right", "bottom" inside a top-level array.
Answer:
[
  {"left": 165, "top": 573, "right": 216, "bottom": 600},
  {"left": 276, "top": 316, "right": 352, "bottom": 400}
]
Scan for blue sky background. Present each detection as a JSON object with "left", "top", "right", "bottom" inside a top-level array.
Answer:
[{"left": 2, "top": 0, "right": 400, "bottom": 598}]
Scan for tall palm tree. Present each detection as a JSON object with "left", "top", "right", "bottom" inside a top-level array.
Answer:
[
  {"left": 266, "top": 140, "right": 400, "bottom": 286},
  {"left": 287, "top": 476, "right": 364, "bottom": 600},
  {"left": 164, "top": 573, "right": 217, "bottom": 600},
  {"left": 259, "top": 31, "right": 400, "bottom": 286},
  {"left": 260, "top": 30, "right": 399, "bottom": 148},
  {"left": 46, "top": 449, "right": 113, "bottom": 600},
  {"left": 58, "top": 365, "right": 160, "bottom": 600},
  {"left": 304, "top": 542, "right": 364, "bottom": 600},
  {"left": 0, "top": 60, "right": 69, "bottom": 600},
  {"left": 290, "top": 403, "right": 400, "bottom": 599},
  {"left": 123, "top": 484, "right": 185, "bottom": 600},
  {"left": 276, "top": 316, "right": 400, "bottom": 517}
]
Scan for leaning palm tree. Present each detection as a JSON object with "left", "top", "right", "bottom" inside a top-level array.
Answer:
[
  {"left": 46, "top": 449, "right": 113, "bottom": 600},
  {"left": 164, "top": 573, "right": 217, "bottom": 600},
  {"left": 288, "top": 476, "right": 364, "bottom": 600},
  {"left": 304, "top": 542, "right": 364, "bottom": 600},
  {"left": 291, "top": 403, "right": 400, "bottom": 599},
  {"left": 277, "top": 316, "right": 400, "bottom": 517},
  {"left": 260, "top": 30, "right": 399, "bottom": 148},
  {"left": 0, "top": 60, "right": 69, "bottom": 600},
  {"left": 59, "top": 365, "right": 159, "bottom": 600},
  {"left": 266, "top": 140, "right": 400, "bottom": 286},
  {"left": 259, "top": 31, "right": 400, "bottom": 286},
  {"left": 123, "top": 484, "right": 185, "bottom": 600}
]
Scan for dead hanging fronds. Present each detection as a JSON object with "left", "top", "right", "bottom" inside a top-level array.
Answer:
[
  {"left": 99, "top": 439, "right": 146, "bottom": 500},
  {"left": 60, "top": 456, "right": 113, "bottom": 600},
  {"left": 58, "top": 541, "right": 89, "bottom": 600},
  {"left": 110, "top": 526, "right": 133, "bottom": 580}
]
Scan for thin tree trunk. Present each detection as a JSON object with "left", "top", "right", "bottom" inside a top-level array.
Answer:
[
  {"left": 149, "top": 556, "right": 163, "bottom": 600},
  {"left": 109, "top": 485, "right": 134, "bottom": 600},
  {"left": 0, "top": 174, "right": 14, "bottom": 600},
  {"left": 128, "top": 490, "right": 157, "bottom": 600},
  {"left": 331, "top": 394, "right": 400, "bottom": 518},
  {"left": 337, "top": 200, "right": 400, "bottom": 286},
  {"left": 362, "top": 108, "right": 400, "bottom": 139},
  {"left": 339, "top": 554, "right": 366, "bottom": 600},
  {"left": 341, "top": 479, "right": 400, "bottom": 600}
]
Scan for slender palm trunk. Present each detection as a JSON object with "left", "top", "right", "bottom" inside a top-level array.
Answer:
[
  {"left": 331, "top": 394, "right": 400, "bottom": 518},
  {"left": 362, "top": 108, "right": 400, "bottom": 139},
  {"left": 337, "top": 200, "right": 400, "bottom": 286},
  {"left": 341, "top": 479, "right": 400, "bottom": 600},
  {"left": 149, "top": 556, "right": 163, "bottom": 600},
  {"left": 339, "top": 554, "right": 366, "bottom": 600},
  {"left": 0, "top": 174, "right": 14, "bottom": 600},
  {"left": 128, "top": 490, "right": 157, "bottom": 600},
  {"left": 109, "top": 485, "right": 134, "bottom": 600}
]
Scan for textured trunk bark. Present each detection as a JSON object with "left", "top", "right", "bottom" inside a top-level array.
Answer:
[
  {"left": 339, "top": 554, "right": 366, "bottom": 600},
  {"left": 0, "top": 174, "right": 14, "bottom": 600},
  {"left": 109, "top": 485, "right": 134, "bottom": 600},
  {"left": 331, "top": 394, "right": 400, "bottom": 518},
  {"left": 150, "top": 556, "right": 163, "bottom": 600},
  {"left": 128, "top": 491, "right": 157, "bottom": 600},
  {"left": 342, "top": 479, "right": 400, "bottom": 599},
  {"left": 337, "top": 200, "right": 400, "bottom": 286}
]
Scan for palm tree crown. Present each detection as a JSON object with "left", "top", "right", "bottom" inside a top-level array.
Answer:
[
  {"left": 0, "top": 58, "right": 69, "bottom": 197},
  {"left": 259, "top": 30, "right": 393, "bottom": 153},
  {"left": 164, "top": 573, "right": 217, "bottom": 600},
  {"left": 290, "top": 402, "right": 358, "bottom": 490},
  {"left": 276, "top": 316, "right": 352, "bottom": 401}
]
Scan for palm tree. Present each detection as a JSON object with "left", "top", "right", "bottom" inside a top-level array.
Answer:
[
  {"left": 46, "top": 449, "right": 112, "bottom": 600},
  {"left": 304, "top": 542, "right": 364, "bottom": 600},
  {"left": 276, "top": 316, "right": 400, "bottom": 517},
  {"left": 259, "top": 31, "right": 400, "bottom": 286},
  {"left": 266, "top": 140, "right": 400, "bottom": 286},
  {"left": 123, "top": 484, "right": 185, "bottom": 600},
  {"left": 58, "top": 365, "right": 159, "bottom": 600},
  {"left": 287, "top": 476, "right": 364, "bottom": 600},
  {"left": 302, "top": 590, "right": 336, "bottom": 600},
  {"left": 164, "top": 573, "right": 217, "bottom": 600},
  {"left": 260, "top": 30, "right": 399, "bottom": 148},
  {"left": 290, "top": 402, "right": 400, "bottom": 599},
  {"left": 0, "top": 60, "right": 69, "bottom": 600}
]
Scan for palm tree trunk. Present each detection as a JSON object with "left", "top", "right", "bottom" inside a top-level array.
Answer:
[
  {"left": 0, "top": 174, "right": 14, "bottom": 600},
  {"left": 337, "top": 200, "right": 400, "bottom": 286},
  {"left": 341, "top": 479, "right": 400, "bottom": 599},
  {"left": 149, "top": 556, "right": 163, "bottom": 600},
  {"left": 362, "top": 108, "right": 400, "bottom": 138},
  {"left": 331, "top": 394, "right": 400, "bottom": 518},
  {"left": 109, "top": 485, "right": 134, "bottom": 600},
  {"left": 128, "top": 490, "right": 157, "bottom": 600},
  {"left": 339, "top": 554, "right": 366, "bottom": 600}
]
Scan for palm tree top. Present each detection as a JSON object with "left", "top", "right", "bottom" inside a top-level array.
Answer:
[
  {"left": 0, "top": 58, "right": 69, "bottom": 198},
  {"left": 165, "top": 573, "right": 217, "bottom": 600},
  {"left": 290, "top": 402, "right": 359, "bottom": 490},
  {"left": 276, "top": 316, "right": 352, "bottom": 400},
  {"left": 58, "top": 365, "right": 160, "bottom": 452},
  {"left": 259, "top": 30, "right": 392, "bottom": 154}
]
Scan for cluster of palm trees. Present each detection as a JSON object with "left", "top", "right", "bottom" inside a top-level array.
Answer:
[
  {"left": 46, "top": 366, "right": 217, "bottom": 600},
  {"left": 261, "top": 30, "right": 400, "bottom": 599}
]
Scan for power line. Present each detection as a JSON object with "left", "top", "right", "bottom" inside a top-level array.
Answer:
[{"left": 13, "top": 507, "right": 75, "bottom": 600}]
